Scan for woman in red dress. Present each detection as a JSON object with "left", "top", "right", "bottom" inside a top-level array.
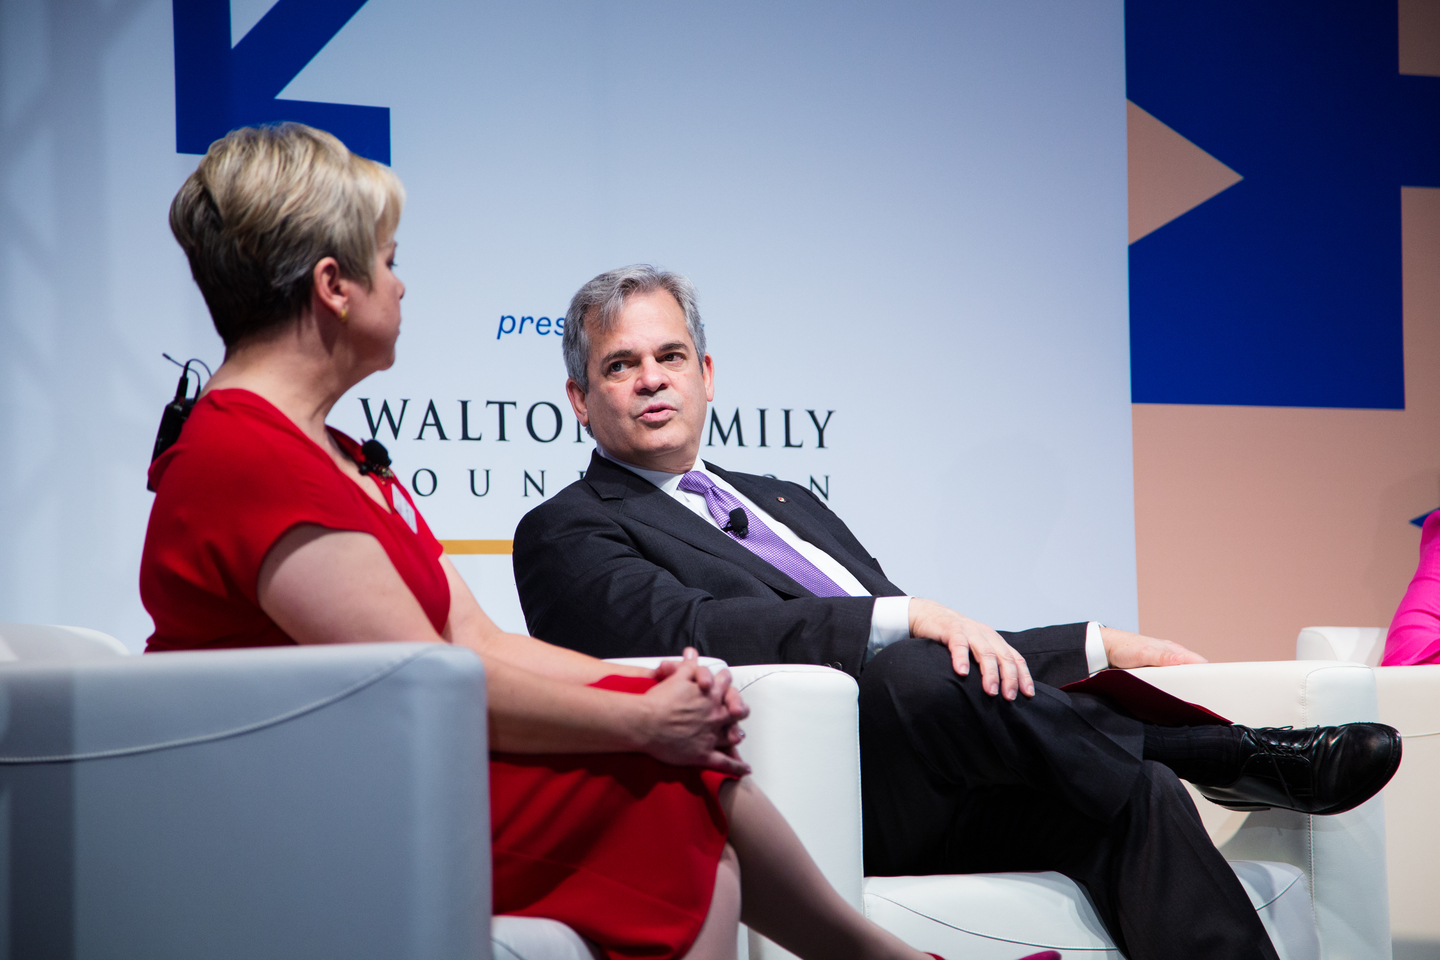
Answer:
[{"left": 143, "top": 123, "right": 1032, "bottom": 960}]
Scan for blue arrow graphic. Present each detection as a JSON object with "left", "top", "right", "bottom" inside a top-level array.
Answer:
[
  {"left": 173, "top": 0, "right": 390, "bottom": 163},
  {"left": 1127, "top": 2, "right": 1440, "bottom": 409}
]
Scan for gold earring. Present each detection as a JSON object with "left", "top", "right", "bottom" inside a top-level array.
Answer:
[{"left": 339, "top": 307, "right": 349, "bottom": 321}]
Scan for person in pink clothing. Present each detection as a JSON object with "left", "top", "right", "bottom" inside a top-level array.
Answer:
[{"left": 1385, "top": 510, "right": 1440, "bottom": 665}]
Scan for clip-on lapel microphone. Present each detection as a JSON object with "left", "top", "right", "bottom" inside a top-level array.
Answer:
[{"left": 722, "top": 508, "right": 749, "bottom": 538}]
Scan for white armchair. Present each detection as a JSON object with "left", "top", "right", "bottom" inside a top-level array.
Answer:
[
  {"left": 0, "top": 637, "right": 494, "bottom": 960},
  {"left": 729, "top": 659, "right": 1393, "bottom": 960},
  {"left": 1297, "top": 626, "right": 1440, "bottom": 958},
  {"left": 1132, "top": 662, "right": 1390, "bottom": 960}
]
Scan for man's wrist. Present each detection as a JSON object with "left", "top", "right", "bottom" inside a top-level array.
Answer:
[
  {"left": 864, "top": 595, "right": 913, "bottom": 665},
  {"left": 1085, "top": 621, "right": 1110, "bottom": 675}
]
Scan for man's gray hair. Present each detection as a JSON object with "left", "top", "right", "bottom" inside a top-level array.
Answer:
[{"left": 563, "top": 264, "right": 706, "bottom": 393}]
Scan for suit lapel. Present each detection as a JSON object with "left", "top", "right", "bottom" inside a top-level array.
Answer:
[
  {"left": 583, "top": 453, "right": 817, "bottom": 598},
  {"left": 708, "top": 463, "right": 903, "bottom": 596}
]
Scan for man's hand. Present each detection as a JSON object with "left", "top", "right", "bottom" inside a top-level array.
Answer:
[
  {"left": 1100, "top": 627, "right": 1208, "bottom": 669},
  {"left": 908, "top": 599, "right": 1036, "bottom": 700},
  {"left": 643, "top": 648, "right": 751, "bottom": 774}
]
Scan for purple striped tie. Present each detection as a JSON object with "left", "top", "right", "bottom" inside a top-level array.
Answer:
[{"left": 678, "top": 471, "right": 848, "bottom": 597}]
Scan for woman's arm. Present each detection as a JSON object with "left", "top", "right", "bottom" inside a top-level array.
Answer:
[
  {"left": 437, "top": 555, "right": 650, "bottom": 683},
  {"left": 438, "top": 555, "right": 750, "bottom": 728},
  {"left": 257, "top": 525, "right": 748, "bottom": 773}
]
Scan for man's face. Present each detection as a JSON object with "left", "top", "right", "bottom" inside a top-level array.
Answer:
[{"left": 566, "top": 288, "right": 714, "bottom": 474}]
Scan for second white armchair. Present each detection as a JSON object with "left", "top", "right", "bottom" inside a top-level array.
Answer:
[{"left": 729, "top": 659, "right": 1392, "bottom": 960}]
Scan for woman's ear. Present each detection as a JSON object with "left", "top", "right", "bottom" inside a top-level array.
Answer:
[{"left": 311, "top": 257, "right": 347, "bottom": 320}]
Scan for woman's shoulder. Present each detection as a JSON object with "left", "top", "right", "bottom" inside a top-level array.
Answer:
[
  {"left": 141, "top": 387, "right": 384, "bottom": 583},
  {"left": 188, "top": 387, "right": 313, "bottom": 447},
  {"left": 150, "top": 389, "right": 327, "bottom": 483},
  {"left": 147, "top": 389, "right": 360, "bottom": 518}
]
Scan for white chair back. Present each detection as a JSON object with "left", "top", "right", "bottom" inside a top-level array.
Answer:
[
  {"left": 0, "top": 622, "right": 129, "bottom": 661},
  {"left": 1295, "top": 626, "right": 1385, "bottom": 666},
  {"left": 0, "top": 642, "right": 491, "bottom": 959}
]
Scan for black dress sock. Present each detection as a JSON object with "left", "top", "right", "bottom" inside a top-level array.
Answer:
[{"left": 1142, "top": 724, "right": 1246, "bottom": 786}]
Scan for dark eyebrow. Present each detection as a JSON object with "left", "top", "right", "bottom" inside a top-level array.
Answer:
[
  {"left": 598, "top": 341, "right": 691, "bottom": 370},
  {"left": 598, "top": 347, "right": 637, "bottom": 369}
]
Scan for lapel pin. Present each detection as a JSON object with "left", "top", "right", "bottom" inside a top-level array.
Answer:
[{"left": 776, "top": 496, "right": 786, "bottom": 502}]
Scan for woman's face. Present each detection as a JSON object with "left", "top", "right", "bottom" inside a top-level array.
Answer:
[{"left": 347, "top": 237, "right": 405, "bottom": 370}]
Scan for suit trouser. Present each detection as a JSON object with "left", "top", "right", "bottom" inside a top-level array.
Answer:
[{"left": 857, "top": 639, "right": 1279, "bottom": 960}]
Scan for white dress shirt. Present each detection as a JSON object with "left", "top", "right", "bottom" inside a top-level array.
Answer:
[{"left": 596, "top": 448, "right": 1108, "bottom": 673}]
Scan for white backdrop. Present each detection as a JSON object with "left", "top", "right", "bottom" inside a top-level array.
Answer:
[{"left": 0, "top": 0, "right": 1136, "bottom": 651}]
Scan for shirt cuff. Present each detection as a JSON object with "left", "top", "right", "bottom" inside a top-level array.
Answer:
[
  {"left": 866, "top": 596, "right": 913, "bottom": 664},
  {"left": 1085, "top": 621, "right": 1110, "bottom": 675}
]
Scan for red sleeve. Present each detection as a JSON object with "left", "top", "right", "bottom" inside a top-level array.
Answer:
[
  {"left": 141, "top": 391, "right": 424, "bottom": 650},
  {"left": 590, "top": 675, "right": 659, "bottom": 694}
]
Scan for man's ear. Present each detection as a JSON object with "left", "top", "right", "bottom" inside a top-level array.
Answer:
[
  {"left": 310, "top": 257, "right": 347, "bottom": 320},
  {"left": 565, "top": 378, "right": 589, "bottom": 428},
  {"left": 702, "top": 353, "right": 715, "bottom": 403}
]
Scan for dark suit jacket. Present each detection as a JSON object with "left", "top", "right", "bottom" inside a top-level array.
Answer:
[{"left": 514, "top": 451, "right": 1088, "bottom": 682}]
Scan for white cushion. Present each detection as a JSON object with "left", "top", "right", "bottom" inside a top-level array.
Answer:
[
  {"left": 862, "top": 860, "right": 1318, "bottom": 960},
  {"left": 491, "top": 916, "right": 595, "bottom": 960},
  {"left": 864, "top": 871, "right": 1118, "bottom": 959}
]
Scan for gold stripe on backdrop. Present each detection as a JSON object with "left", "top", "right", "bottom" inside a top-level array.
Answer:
[{"left": 440, "top": 540, "right": 514, "bottom": 555}]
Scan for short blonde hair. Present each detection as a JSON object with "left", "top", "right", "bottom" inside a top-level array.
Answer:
[{"left": 169, "top": 123, "right": 405, "bottom": 347}]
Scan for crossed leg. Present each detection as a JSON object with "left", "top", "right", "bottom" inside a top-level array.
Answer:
[{"left": 858, "top": 638, "right": 1278, "bottom": 960}]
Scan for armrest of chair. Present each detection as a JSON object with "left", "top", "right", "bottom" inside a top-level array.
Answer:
[
  {"left": 1362, "top": 664, "right": 1440, "bottom": 944},
  {"left": 602, "top": 658, "right": 864, "bottom": 905},
  {"left": 1129, "top": 661, "right": 1390, "bottom": 960},
  {"left": 727, "top": 664, "right": 865, "bottom": 909},
  {"left": 604, "top": 655, "right": 730, "bottom": 673},
  {"left": 0, "top": 642, "right": 491, "bottom": 959}
]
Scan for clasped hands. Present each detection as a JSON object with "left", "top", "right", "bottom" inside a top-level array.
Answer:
[
  {"left": 642, "top": 647, "right": 751, "bottom": 775},
  {"left": 907, "top": 598, "right": 1206, "bottom": 701}
]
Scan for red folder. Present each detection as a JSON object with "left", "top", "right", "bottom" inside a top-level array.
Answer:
[{"left": 1060, "top": 669, "right": 1231, "bottom": 727}]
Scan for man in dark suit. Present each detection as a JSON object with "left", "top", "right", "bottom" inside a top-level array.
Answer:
[{"left": 513, "top": 265, "right": 1400, "bottom": 960}]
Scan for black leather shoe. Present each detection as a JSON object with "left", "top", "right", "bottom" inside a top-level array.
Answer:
[{"left": 1196, "top": 722, "right": 1402, "bottom": 816}]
